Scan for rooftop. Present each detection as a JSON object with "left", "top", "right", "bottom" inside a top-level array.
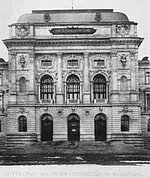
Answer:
[{"left": 17, "top": 9, "right": 129, "bottom": 24}]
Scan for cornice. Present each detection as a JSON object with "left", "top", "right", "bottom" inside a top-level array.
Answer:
[{"left": 3, "top": 37, "right": 144, "bottom": 48}]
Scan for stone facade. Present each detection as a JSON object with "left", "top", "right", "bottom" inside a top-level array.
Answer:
[{"left": 1, "top": 9, "right": 147, "bottom": 145}]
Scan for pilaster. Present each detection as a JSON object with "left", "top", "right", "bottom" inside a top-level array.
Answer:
[
  {"left": 28, "top": 52, "right": 36, "bottom": 104},
  {"left": 56, "top": 53, "right": 63, "bottom": 104},
  {"left": 83, "top": 52, "right": 90, "bottom": 104},
  {"left": 9, "top": 52, "right": 17, "bottom": 104}
]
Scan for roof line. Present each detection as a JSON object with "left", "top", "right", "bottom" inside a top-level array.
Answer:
[{"left": 32, "top": 9, "right": 114, "bottom": 14}]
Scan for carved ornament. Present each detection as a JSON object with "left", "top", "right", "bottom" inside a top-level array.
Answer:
[
  {"left": 16, "top": 25, "right": 30, "bottom": 38},
  {"left": 17, "top": 107, "right": 29, "bottom": 114},
  {"left": 19, "top": 55, "right": 26, "bottom": 68},
  {"left": 43, "top": 12, "right": 51, "bottom": 22},
  {"left": 116, "top": 24, "right": 130, "bottom": 37},
  {"left": 95, "top": 12, "right": 102, "bottom": 22},
  {"left": 50, "top": 27, "right": 97, "bottom": 35},
  {"left": 120, "top": 54, "right": 127, "bottom": 67},
  {"left": 118, "top": 107, "right": 133, "bottom": 114}
]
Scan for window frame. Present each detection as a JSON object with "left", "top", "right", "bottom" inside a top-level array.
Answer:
[
  {"left": 66, "top": 75, "right": 80, "bottom": 101},
  {"left": 121, "top": 115, "right": 129, "bottom": 132},
  {"left": 93, "top": 74, "right": 106, "bottom": 100},
  {"left": 145, "top": 72, "right": 150, "bottom": 84},
  {"left": 18, "top": 116, "right": 27, "bottom": 132},
  {"left": 40, "top": 75, "right": 54, "bottom": 101}
]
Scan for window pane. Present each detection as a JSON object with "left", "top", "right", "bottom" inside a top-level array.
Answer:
[
  {"left": 40, "top": 75, "right": 54, "bottom": 100},
  {"left": 121, "top": 115, "right": 129, "bottom": 131},
  {"left": 147, "top": 94, "right": 150, "bottom": 110},
  {"left": 19, "top": 116, "right": 27, "bottom": 132},
  {"left": 66, "top": 75, "right": 80, "bottom": 100},
  {"left": 93, "top": 74, "right": 106, "bottom": 100},
  {"left": 146, "top": 72, "right": 150, "bottom": 84}
]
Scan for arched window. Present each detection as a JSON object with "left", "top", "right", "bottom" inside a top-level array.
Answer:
[
  {"left": 19, "top": 77, "right": 27, "bottom": 92},
  {"left": 66, "top": 74, "right": 80, "bottom": 100},
  {"left": 121, "top": 115, "right": 129, "bottom": 132},
  {"left": 147, "top": 119, "right": 150, "bottom": 132},
  {"left": 120, "top": 76, "right": 128, "bottom": 91},
  {"left": 40, "top": 75, "right": 54, "bottom": 100},
  {"left": 18, "top": 116, "right": 27, "bottom": 132},
  {"left": 93, "top": 74, "right": 106, "bottom": 100}
]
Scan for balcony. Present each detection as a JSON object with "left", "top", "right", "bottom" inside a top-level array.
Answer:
[
  {"left": 93, "top": 99, "right": 107, "bottom": 104},
  {"left": 41, "top": 99, "right": 54, "bottom": 104},
  {"left": 67, "top": 99, "right": 79, "bottom": 104}
]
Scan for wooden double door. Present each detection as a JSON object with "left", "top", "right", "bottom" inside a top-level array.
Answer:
[
  {"left": 41, "top": 114, "right": 53, "bottom": 141},
  {"left": 68, "top": 114, "right": 80, "bottom": 141},
  {"left": 95, "top": 114, "right": 107, "bottom": 141}
]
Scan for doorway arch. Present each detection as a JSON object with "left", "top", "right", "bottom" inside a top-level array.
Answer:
[
  {"left": 94, "top": 113, "right": 107, "bottom": 141},
  {"left": 68, "top": 113, "right": 80, "bottom": 141},
  {"left": 41, "top": 114, "right": 53, "bottom": 141}
]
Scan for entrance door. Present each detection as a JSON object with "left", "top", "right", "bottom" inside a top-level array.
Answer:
[
  {"left": 95, "top": 114, "right": 106, "bottom": 141},
  {"left": 41, "top": 114, "right": 53, "bottom": 141},
  {"left": 68, "top": 114, "right": 80, "bottom": 141}
]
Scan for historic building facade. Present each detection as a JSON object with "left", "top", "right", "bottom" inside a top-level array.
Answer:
[{"left": 0, "top": 9, "right": 148, "bottom": 145}]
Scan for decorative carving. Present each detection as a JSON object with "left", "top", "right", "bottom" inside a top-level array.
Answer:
[
  {"left": 85, "top": 110, "right": 90, "bottom": 116},
  {"left": 120, "top": 54, "right": 127, "bottom": 67},
  {"left": 116, "top": 24, "right": 130, "bottom": 37},
  {"left": 16, "top": 25, "right": 30, "bottom": 38},
  {"left": 95, "top": 12, "right": 102, "bottom": 22},
  {"left": 90, "top": 69, "right": 110, "bottom": 81},
  {"left": 17, "top": 107, "right": 28, "bottom": 114},
  {"left": 58, "top": 110, "right": 63, "bottom": 116},
  {"left": 118, "top": 107, "right": 133, "bottom": 114},
  {"left": 19, "top": 55, "right": 26, "bottom": 68},
  {"left": 43, "top": 12, "right": 51, "bottom": 22},
  {"left": 50, "top": 27, "right": 97, "bottom": 35},
  {"left": 99, "top": 107, "right": 103, "bottom": 113}
]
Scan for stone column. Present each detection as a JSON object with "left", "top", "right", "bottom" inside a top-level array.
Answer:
[
  {"left": 28, "top": 52, "right": 36, "bottom": 104},
  {"left": 83, "top": 53, "right": 90, "bottom": 104},
  {"left": 56, "top": 53, "right": 63, "bottom": 104}
]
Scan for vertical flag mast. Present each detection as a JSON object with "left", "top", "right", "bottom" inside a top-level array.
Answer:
[{"left": 72, "top": 0, "right": 74, "bottom": 10}]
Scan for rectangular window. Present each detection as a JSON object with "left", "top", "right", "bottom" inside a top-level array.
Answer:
[
  {"left": 0, "top": 120, "right": 1, "bottom": 132},
  {"left": 41, "top": 60, "right": 52, "bottom": 67},
  {"left": 0, "top": 72, "right": 2, "bottom": 85},
  {"left": 147, "top": 94, "right": 150, "bottom": 110},
  {"left": 67, "top": 60, "right": 78, "bottom": 67},
  {"left": 145, "top": 72, "right": 150, "bottom": 84},
  {"left": 94, "top": 60, "right": 105, "bottom": 67}
]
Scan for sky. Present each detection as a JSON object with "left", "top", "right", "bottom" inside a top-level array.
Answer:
[{"left": 0, "top": 0, "right": 149, "bottom": 61}]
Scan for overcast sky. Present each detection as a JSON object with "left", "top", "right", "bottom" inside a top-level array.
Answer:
[{"left": 0, "top": 0, "right": 149, "bottom": 61}]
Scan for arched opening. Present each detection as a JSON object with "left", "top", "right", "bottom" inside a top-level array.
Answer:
[
  {"left": 93, "top": 74, "right": 106, "bottom": 100},
  {"left": 41, "top": 114, "right": 53, "bottom": 141},
  {"left": 68, "top": 113, "right": 80, "bottom": 141},
  {"left": 66, "top": 74, "right": 80, "bottom": 101},
  {"left": 18, "top": 115, "right": 27, "bottom": 132},
  {"left": 40, "top": 75, "right": 54, "bottom": 101},
  {"left": 121, "top": 115, "right": 129, "bottom": 132},
  {"left": 94, "top": 113, "right": 107, "bottom": 141}
]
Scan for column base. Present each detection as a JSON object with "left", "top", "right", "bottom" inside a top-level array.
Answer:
[
  {"left": 56, "top": 93, "right": 64, "bottom": 104},
  {"left": 83, "top": 92, "right": 91, "bottom": 104}
]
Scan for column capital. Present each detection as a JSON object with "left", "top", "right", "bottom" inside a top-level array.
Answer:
[
  {"left": 111, "top": 50, "right": 118, "bottom": 57},
  {"left": 29, "top": 52, "right": 35, "bottom": 58},
  {"left": 57, "top": 52, "right": 62, "bottom": 58},
  {"left": 83, "top": 52, "right": 89, "bottom": 58},
  {"left": 9, "top": 52, "right": 17, "bottom": 57}
]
